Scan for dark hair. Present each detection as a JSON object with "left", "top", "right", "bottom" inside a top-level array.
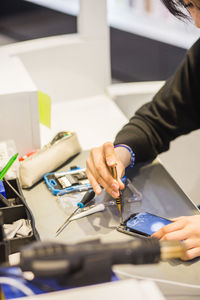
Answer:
[{"left": 161, "top": 0, "right": 189, "bottom": 19}]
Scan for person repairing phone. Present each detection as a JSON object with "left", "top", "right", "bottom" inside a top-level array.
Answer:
[{"left": 86, "top": 0, "right": 200, "bottom": 261}]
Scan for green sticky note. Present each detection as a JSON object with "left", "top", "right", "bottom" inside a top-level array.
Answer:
[{"left": 38, "top": 91, "right": 51, "bottom": 128}]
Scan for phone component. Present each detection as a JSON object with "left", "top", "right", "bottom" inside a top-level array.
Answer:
[
  {"left": 57, "top": 175, "right": 77, "bottom": 189},
  {"left": 44, "top": 167, "right": 92, "bottom": 195},
  {"left": 56, "top": 189, "right": 95, "bottom": 236}
]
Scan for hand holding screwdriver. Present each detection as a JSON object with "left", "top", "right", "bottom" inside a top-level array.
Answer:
[
  {"left": 56, "top": 189, "right": 95, "bottom": 236},
  {"left": 86, "top": 142, "right": 131, "bottom": 198}
]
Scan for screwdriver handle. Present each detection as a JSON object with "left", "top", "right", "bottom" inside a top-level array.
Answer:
[
  {"left": 77, "top": 190, "right": 95, "bottom": 208},
  {"left": 108, "top": 165, "right": 117, "bottom": 180}
]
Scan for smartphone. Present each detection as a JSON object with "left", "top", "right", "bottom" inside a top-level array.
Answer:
[{"left": 118, "top": 212, "right": 172, "bottom": 237}]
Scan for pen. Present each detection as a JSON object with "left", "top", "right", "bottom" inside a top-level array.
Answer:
[{"left": 0, "top": 153, "right": 18, "bottom": 182}]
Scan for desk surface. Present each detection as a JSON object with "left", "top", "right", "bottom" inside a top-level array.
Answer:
[{"left": 23, "top": 152, "right": 200, "bottom": 300}]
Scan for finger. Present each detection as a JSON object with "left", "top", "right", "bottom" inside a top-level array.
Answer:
[
  {"left": 86, "top": 154, "right": 105, "bottom": 194},
  {"left": 152, "top": 219, "right": 185, "bottom": 239},
  {"left": 183, "top": 238, "right": 200, "bottom": 251},
  {"left": 86, "top": 166, "right": 102, "bottom": 195},
  {"left": 86, "top": 165, "right": 120, "bottom": 198},
  {"left": 103, "top": 142, "right": 126, "bottom": 190},
  {"left": 118, "top": 179, "right": 125, "bottom": 191},
  {"left": 90, "top": 147, "right": 119, "bottom": 191},
  {"left": 103, "top": 142, "right": 117, "bottom": 167},
  {"left": 181, "top": 247, "right": 200, "bottom": 261},
  {"left": 160, "top": 228, "right": 189, "bottom": 241},
  {"left": 86, "top": 157, "right": 120, "bottom": 197},
  {"left": 151, "top": 230, "right": 163, "bottom": 239},
  {"left": 101, "top": 143, "right": 124, "bottom": 191}
]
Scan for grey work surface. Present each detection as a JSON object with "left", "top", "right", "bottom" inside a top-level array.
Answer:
[{"left": 23, "top": 151, "right": 200, "bottom": 300}]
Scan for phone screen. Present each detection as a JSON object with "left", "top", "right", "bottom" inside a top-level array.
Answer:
[{"left": 126, "top": 212, "right": 172, "bottom": 236}]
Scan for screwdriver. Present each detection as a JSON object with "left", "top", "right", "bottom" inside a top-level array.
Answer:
[
  {"left": 108, "top": 165, "right": 123, "bottom": 224},
  {"left": 56, "top": 189, "right": 95, "bottom": 236}
]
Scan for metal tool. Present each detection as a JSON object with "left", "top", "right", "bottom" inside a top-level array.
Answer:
[
  {"left": 56, "top": 189, "right": 95, "bottom": 236},
  {"left": 69, "top": 203, "right": 105, "bottom": 221},
  {"left": 108, "top": 165, "right": 123, "bottom": 224}
]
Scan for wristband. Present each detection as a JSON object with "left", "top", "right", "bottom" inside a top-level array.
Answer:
[{"left": 114, "top": 144, "right": 135, "bottom": 170}]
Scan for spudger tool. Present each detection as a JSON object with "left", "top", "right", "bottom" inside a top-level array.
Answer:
[
  {"left": 108, "top": 165, "right": 123, "bottom": 224},
  {"left": 56, "top": 189, "right": 95, "bottom": 236}
]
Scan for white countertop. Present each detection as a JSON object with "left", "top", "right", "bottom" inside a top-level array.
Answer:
[{"left": 40, "top": 94, "right": 128, "bottom": 150}]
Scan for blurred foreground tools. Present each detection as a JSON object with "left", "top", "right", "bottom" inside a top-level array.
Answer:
[{"left": 19, "top": 238, "right": 185, "bottom": 287}]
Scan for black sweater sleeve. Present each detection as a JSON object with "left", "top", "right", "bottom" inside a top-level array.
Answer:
[{"left": 114, "top": 38, "right": 200, "bottom": 164}]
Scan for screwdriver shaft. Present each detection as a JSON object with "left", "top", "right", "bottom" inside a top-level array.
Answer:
[
  {"left": 109, "top": 165, "right": 123, "bottom": 223},
  {"left": 56, "top": 207, "right": 79, "bottom": 236},
  {"left": 56, "top": 190, "right": 95, "bottom": 236}
]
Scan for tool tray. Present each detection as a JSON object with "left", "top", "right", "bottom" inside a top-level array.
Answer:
[{"left": 0, "top": 178, "right": 39, "bottom": 257}]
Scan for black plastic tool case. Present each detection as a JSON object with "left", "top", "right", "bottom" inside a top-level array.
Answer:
[{"left": 0, "top": 178, "right": 39, "bottom": 259}]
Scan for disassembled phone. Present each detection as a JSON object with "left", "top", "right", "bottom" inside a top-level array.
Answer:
[
  {"left": 44, "top": 167, "right": 92, "bottom": 195},
  {"left": 117, "top": 212, "right": 172, "bottom": 238}
]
